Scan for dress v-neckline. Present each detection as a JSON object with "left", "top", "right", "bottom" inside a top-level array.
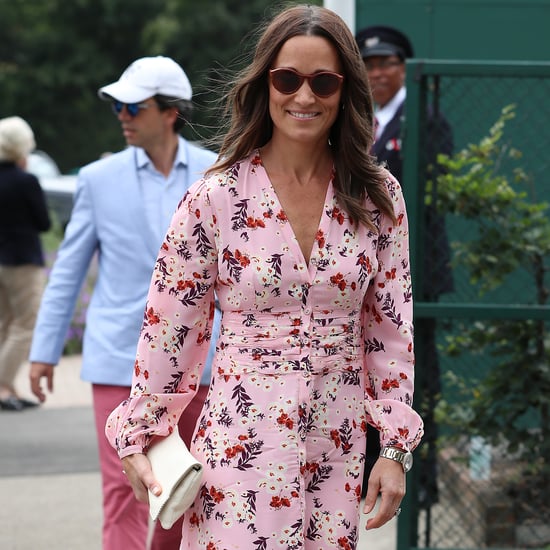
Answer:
[{"left": 257, "top": 160, "right": 334, "bottom": 279}]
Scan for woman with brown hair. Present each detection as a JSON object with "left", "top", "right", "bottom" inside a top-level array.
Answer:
[{"left": 107, "top": 5, "right": 423, "bottom": 548}]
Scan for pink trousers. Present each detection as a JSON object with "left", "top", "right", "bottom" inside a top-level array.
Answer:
[{"left": 92, "top": 383, "right": 208, "bottom": 550}]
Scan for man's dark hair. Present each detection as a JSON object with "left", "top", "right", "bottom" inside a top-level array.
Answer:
[{"left": 155, "top": 95, "right": 193, "bottom": 132}]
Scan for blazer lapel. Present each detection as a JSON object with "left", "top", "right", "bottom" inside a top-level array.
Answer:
[
  {"left": 372, "top": 102, "right": 405, "bottom": 159},
  {"left": 122, "top": 148, "right": 162, "bottom": 258}
]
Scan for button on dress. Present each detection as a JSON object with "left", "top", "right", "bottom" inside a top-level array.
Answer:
[{"left": 107, "top": 152, "right": 423, "bottom": 550}]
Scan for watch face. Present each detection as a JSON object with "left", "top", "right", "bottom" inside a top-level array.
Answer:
[{"left": 403, "top": 452, "right": 413, "bottom": 472}]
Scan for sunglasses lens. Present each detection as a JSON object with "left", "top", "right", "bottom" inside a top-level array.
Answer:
[
  {"left": 111, "top": 101, "right": 141, "bottom": 117},
  {"left": 310, "top": 73, "right": 341, "bottom": 97},
  {"left": 112, "top": 101, "right": 123, "bottom": 114},
  {"left": 271, "top": 69, "right": 302, "bottom": 95},
  {"left": 270, "top": 69, "right": 342, "bottom": 98},
  {"left": 126, "top": 104, "right": 140, "bottom": 116}
]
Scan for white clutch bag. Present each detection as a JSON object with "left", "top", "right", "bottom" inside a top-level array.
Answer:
[{"left": 147, "top": 429, "right": 203, "bottom": 529}]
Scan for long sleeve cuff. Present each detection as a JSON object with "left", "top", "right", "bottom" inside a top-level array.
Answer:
[{"left": 365, "top": 398, "right": 424, "bottom": 452}]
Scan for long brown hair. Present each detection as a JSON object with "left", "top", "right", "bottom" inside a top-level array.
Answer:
[{"left": 207, "top": 4, "right": 396, "bottom": 229}]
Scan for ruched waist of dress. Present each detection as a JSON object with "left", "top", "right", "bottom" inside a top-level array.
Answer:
[{"left": 214, "top": 309, "right": 363, "bottom": 375}]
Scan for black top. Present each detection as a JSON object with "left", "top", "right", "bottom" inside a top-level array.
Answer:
[{"left": 0, "top": 161, "right": 51, "bottom": 266}]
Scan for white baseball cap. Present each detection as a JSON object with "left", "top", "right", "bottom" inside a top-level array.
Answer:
[{"left": 98, "top": 56, "right": 192, "bottom": 103}]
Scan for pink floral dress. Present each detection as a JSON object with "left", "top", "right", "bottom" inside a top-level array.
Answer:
[{"left": 106, "top": 152, "right": 423, "bottom": 550}]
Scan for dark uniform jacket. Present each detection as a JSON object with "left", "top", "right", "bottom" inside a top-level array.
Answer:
[{"left": 372, "top": 101, "right": 454, "bottom": 298}]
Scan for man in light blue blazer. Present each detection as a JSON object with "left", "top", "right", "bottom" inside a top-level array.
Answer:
[{"left": 29, "top": 56, "right": 219, "bottom": 550}]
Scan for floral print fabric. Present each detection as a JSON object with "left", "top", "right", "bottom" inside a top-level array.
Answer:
[{"left": 106, "top": 152, "right": 423, "bottom": 549}]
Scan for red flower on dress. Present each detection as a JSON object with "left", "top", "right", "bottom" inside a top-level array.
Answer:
[
  {"left": 277, "top": 412, "right": 294, "bottom": 430},
  {"left": 398, "top": 427, "right": 410, "bottom": 438},
  {"left": 372, "top": 306, "right": 382, "bottom": 324},
  {"left": 225, "top": 444, "right": 245, "bottom": 458},
  {"left": 209, "top": 486, "right": 225, "bottom": 504},
  {"left": 177, "top": 279, "right": 195, "bottom": 291},
  {"left": 381, "top": 378, "right": 400, "bottom": 392},
  {"left": 330, "top": 273, "right": 347, "bottom": 291},
  {"left": 246, "top": 217, "right": 266, "bottom": 228},
  {"left": 270, "top": 495, "right": 291, "bottom": 509},
  {"left": 276, "top": 210, "right": 288, "bottom": 222},
  {"left": 338, "top": 536, "right": 353, "bottom": 550},
  {"left": 234, "top": 249, "right": 250, "bottom": 267},
  {"left": 331, "top": 207, "right": 346, "bottom": 225},
  {"left": 146, "top": 307, "right": 160, "bottom": 325},
  {"left": 316, "top": 229, "right": 326, "bottom": 249}
]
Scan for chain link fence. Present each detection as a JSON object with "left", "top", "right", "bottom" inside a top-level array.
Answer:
[{"left": 398, "top": 61, "right": 550, "bottom": 550}]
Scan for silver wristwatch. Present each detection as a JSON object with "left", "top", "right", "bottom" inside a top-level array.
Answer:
[{"left": 380, "top": 446, "right": 413, "bottom": 473}]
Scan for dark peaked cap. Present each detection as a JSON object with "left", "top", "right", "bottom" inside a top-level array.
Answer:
[{"left": 355, "top": 25, "right": 414, "bottom": 60}]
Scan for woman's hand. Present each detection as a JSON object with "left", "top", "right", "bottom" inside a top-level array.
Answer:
[
  {"left": 362, "top": 456, "right": 406, "bottom": 529},
  {"left": 121, "top": 453, "right": 162, "bottom": 504}
]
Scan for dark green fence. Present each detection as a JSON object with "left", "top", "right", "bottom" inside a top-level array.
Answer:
[{"left": 397, "top": 60, "right": 550, "bottom": 550}]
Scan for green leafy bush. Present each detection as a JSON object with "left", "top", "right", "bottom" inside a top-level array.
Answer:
[{"left": 429, "top": 105, "right": 550, "bottom": 483}]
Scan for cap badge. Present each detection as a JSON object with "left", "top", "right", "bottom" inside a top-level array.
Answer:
[{"left": 365, "top": 36, "right": 381, "bottom": 48}]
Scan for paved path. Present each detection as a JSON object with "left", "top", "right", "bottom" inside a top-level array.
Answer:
[{"left": 1, "top": 356, "right": 396, "bottom": 549}]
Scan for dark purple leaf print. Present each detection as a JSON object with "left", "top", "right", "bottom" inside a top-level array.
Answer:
[
  {"left": 218, "top": 406, "right": 233, "bottom": 428},
  {"left": 337, "top": 418, "right": 353, "bottom": 455},
  {"left": 236, "top": 439, "right": 264, "bottom": 470},
  {"left": 287, "top": 519, "right": 304, "bottom": 550},
  {"left": 306, "top": 516, "right": 321, "bottom": 541},
  {"left": 171, "top": 324, "right": 190, "bottom": 350},
  {"left": 153, "top": 256, "right": 170, "bottom": 292},
  {"left": 342, "top": 368, "right": 360, "bottom": 386},
  {"left": 192, "top": 222, "right": 214, "bottom": 258},
  {"left": 232, "top": 382, "right": 253, "bottom": 416},
  {"left": 305, "top": 463, "right": 333, "bottom": 492},
  {"left": 231, "top": 199, "right": 250, "bottom": 232},
  {"left": 381, "top": 293, "right": 404, "bottom": 329},
  {"left": 163, "top": 371, "right": 183, "bottom": 393},
  {"left": 172, "top": 238, "right": 192, "bottom": 261},
  {"left": 253, "top": 537, "right": 269, "bottom": 550},
  {"left": 222, "top": 246, "right": 243, "bottom": 283},
  {"left": 356, "top": 251, "right": 372, "bottom": 288},
  {"left": 152, "top": 405, "right": 168, "bottom": 423},
  {"left": 172, "top": 283, "right": 210, "bottom": 307},
  {"left": 228, "top": 161, "right": 241, "bottom": 181},
  {"left": 266, "top": 254, "right": 283, "bottom": 280},
  {"left": 365, "top": 337, "right": 385, "bottom": 354},
  {"left": 244, "top": 490, "right": 258, "bottom": 514},
  {"left": 377, "top": 232, "right": 392, "bottom": 251}
]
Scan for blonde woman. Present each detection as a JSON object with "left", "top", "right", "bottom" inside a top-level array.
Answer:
[{"left": 0, "top": 116, "right": 50, "bottom": 411}]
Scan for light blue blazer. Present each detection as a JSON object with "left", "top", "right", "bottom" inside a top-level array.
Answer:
[{"left": 29, "top": 138, "right": 219, "bottom": 386}]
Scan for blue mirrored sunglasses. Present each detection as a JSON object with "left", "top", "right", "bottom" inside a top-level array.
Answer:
[{"left": 111, "top": 100, "right": 150, "bottom": 117}]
